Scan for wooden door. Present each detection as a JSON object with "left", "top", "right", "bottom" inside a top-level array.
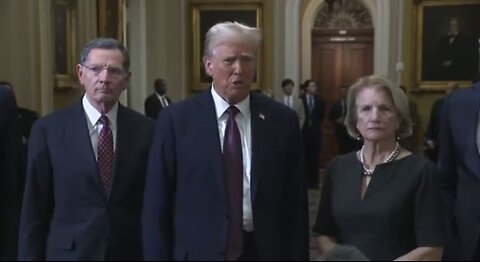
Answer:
[{"left": 311, "top": 29, "right": 373, "bottom": 168}]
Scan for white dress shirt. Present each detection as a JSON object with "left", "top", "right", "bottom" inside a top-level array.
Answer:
[
  {"left": 284, "top": 95, "right": 293, "bottom": 108},
  {"left": 211, "top": 86, "right": 253, "bottom": 232},
  {"left": 82, "top": 95, "right": 118, "bottom": 159},
  {"left": 155, "top": 93, "right": 169, "bottom": 107}
]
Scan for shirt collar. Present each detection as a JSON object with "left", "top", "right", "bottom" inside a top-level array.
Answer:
[
  {"left": 210, "top": 84, "right": 250, "bottom": 119},
  {"left": 82, "top": 95, "right": 118, "bottom": 129}
]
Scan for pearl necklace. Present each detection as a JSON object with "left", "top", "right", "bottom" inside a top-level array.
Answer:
[{"left": 356, "top": 142, "right": 401, "bottom": 176}]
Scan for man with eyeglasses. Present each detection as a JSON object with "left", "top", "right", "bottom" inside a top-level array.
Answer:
[{"left": 18, "top": 38, "right": 154, "bottom": 261}]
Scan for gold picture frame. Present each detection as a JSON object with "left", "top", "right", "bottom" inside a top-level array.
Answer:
[
  {"left": 97, "top": 0, "right": 126, "bottom": 42},
  {"left": 413, "top": 0, "right": 480, "bottom": 91},
  {"left": 53, "top": 0, "right": 78, "bottom": 90},
  {"left": 190, "top": 1, "right": 264, "bottom": 92}
]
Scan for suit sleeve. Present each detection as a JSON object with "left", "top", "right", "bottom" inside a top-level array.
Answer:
[
  {"left": 142, "top": 109, "right": 176, "bottom": 261},
  {"left": 18, "top": 121, "right": 53, "bottom": 261},
  {"left": 284, "top": 111, "right": 309, "bottom": 260},
  {"left": 437, "top": 95, "right": 457, "bottom": 226}
]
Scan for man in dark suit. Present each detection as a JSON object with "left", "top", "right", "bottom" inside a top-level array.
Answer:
[
  {"left": 424, "top": 82, "right": 459, "bottom": 163},
  {"left": 0, "top": 81, "right": 39, "bottom": 144},
  {"left": 0, "top": 83, "right": 23, "bottom": 261},
  {"left": 18, "top": 38, "right": 154, "bottom": 261},
  {"left": 328, "top": 85, "right": 361, "bottom": 155},
  {"left": 142, "top": 22, "right": 309, "bottom": 261},
  {"left": 301, "top": 80, "right": 325, "bottom": 189},
  {"left": 144, "top": 78, "right": 171, "bottom": 120},
  {"left": 17, "top": 107, "right": 39, "bottom": 143},
  {"left": 439, "top": 75, "right": 480, "bottom": 260}
]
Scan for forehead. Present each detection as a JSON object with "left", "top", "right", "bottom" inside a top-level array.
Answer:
[
  {"left": 356, "top": 86, "right": 392, "bottom": 104},
  {"left": 86, "top": 48, "right": 124, "bottom": 66},
  {"left": 211, "top": 41, "right": 256, "bottom": 57}
]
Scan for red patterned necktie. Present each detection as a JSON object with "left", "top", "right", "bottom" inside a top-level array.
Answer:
[
  {"left": 223, "top": 106, "right": 243, "bottom": 261},
  {"left": 97, "top": 114, "right": 114, "bottom": 193}
]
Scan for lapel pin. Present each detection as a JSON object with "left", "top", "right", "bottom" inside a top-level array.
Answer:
[{"left": 259, "top": 113, "right": 265, "bottom": 120}]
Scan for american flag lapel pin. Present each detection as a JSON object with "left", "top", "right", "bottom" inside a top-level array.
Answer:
[{"left": 259, "top": 113, "right": 265, "bottom": 120}]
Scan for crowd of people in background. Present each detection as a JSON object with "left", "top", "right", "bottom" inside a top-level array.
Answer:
[{"left": 2, "top": 20, "right": 480, "bottom": 261}]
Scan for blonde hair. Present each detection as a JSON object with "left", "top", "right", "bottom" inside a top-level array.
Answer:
[
  {"left": 344, "top": 75, "right": 412, "bottom": 139},
  {"left": 203, "top": 21, "right": 261, "bottom": 58}
]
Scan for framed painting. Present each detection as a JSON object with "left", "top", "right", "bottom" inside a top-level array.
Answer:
[
  {"left": 190, "top": 1, "right": 263, "bottom": 91},
  {"left": 53, "top": 0, "right": 78, "bottom": 90},
  {"left": 97, "top": 0, "right": 126, "bottom": 42},
  {"left": 414, "top": 0, "right": 480, "bottom": 91}
]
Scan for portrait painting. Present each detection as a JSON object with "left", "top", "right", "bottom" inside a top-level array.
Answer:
[{"left": 415, "top": 0, "right": 480, "bottom": 90}]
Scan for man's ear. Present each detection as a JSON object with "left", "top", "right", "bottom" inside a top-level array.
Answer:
[
  {"left": 76, "top": 64, "right": 84, "bottom": 85},
  {"left": 203, "top": 56, "right": 213, "bottom": 77},
  {"left": 123, "top": 71, "right": 132, "bottom": 90}
]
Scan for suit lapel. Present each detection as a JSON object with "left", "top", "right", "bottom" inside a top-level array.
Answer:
[
  {"left": 198, "top": 91, "right": 229, "bottom": 203},
  {"left": 250, "top": 93, "right": 268, "bottom": 203},
  {"left": 71, "top": 102, "right": 106, "bottom": 199}
]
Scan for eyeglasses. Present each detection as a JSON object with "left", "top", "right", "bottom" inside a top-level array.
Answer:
[{"left": 82, "top": 64, "right": 126, "bottom": 78}]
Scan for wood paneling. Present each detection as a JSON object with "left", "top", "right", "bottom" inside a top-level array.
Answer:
[{"left": 311, "top": 29, "right": 373, "bottom": 167}]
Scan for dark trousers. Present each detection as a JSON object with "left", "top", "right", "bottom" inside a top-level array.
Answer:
[{"left": 238, "top": 231, "right": 256, "bottom": 261}]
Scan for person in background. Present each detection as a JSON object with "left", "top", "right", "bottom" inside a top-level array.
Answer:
[
  {"left": 142, "top": 21, "right": 309, "bottom": 261},
  {"left": 18, "top": 38, "right": 154, "bottom": 261},
  {"left": 278, "top": 78, "right": 305, "bottom": 127},
  {"left": 328, "top": 85, "right": 361, "bottom": 154},
  {"left": 439, "top": 73, "right": 480, "bottom": 260},
  {"left": 301, "top": 79, "right": 325, "bottom": 189},
  {"left": 399, "top": 85, "right": 420, "bottom": 153},
  {"left": 424, "top": 82, "right": 459, "bottom": 163},
  {"left": 0, "top": 82, "right": 39, "bottom": 229},
  {"left": 0, "top": 81, "right": 39, "bottom": 144},
  {"left": 314, "top": 75, "right": 444, "bottom": 261},
  {"left": 144, "top": 78, "right": 171, "bottom": 120},
  {"left": 0, "top": 83, "right": 23, "bottom": 261}
]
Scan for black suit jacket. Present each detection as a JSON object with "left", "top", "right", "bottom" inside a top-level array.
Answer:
[
  {"left": 328, "top": 99, "right": 360, "bottom": 154},
  {"left": 301, "top": 94, "right": 325, "bottom": 145},
  {"left": 17, "top": 107, "right": 39, "bottom": 142},
  {"left": 144, "top": 93, "right": 171, "bottom": 120},
  {"left": 142, "top": 90, "right": 309, "bottom": 260},
  {"left": 18, "top": 101, "right": 154, "bottom": 261},
  {"left": 439, "top": 82, "right": 480, "bottom": 260},
  {"left": 0, "top": 86, "right": 23, "bottom": 261}
]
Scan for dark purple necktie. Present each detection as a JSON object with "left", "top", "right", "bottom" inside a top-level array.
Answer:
[
  {"left": 97, "top": 114, "right": 114, "bottom": 193},
  {"left": 223, "top": 106, "right": 243, "bottom": 261}
]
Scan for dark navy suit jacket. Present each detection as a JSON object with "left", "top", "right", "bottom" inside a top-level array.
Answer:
[
  {"left": 18, "top": 101, "right": 153, "bottom": 261},
  {"left": 142, "top": 90, "right": 309, "bottom": 261},
  {"left": 439, "top": 82, "right": 480, "bottom": 260}
]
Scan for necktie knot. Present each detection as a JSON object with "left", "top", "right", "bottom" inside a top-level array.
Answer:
[
  {"left": 99, "top": 114, "right": 110, "bottom": 126},
  {"left": 227, "top": 106, "right": 240, "bottom": 118}
]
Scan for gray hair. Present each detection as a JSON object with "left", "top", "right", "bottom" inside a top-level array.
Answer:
[
  {"left": 203, "top": 21, "right": 261, "bottom": 58},
  {"left": 344, "top": 75, "right": 413, "bottom": 139},
  {"left": 79, "top": 38, "right": 130, "bottom": 70}
]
